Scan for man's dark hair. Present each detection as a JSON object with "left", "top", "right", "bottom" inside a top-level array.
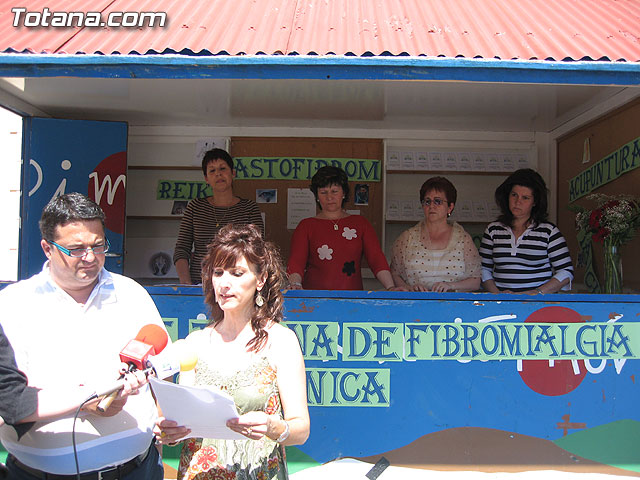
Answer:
[
  {"left": 310, "top": 166, "right": 350, "bottom": 208},
  {"left": 39, "top": 193, "right": 105, "bottom": 241},
  {"left": 201, "top": 148, "right": 234, "bottom": 175}
]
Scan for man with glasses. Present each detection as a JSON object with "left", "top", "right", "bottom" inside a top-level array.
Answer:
[
  {"left": 0, "top": 193, "right": 165, "bottom": 479},
  {"left": 0, "top": 322, "right": 148, "bottom": 478}
]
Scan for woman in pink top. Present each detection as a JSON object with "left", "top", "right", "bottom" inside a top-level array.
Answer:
[{"left": 287, "top": 166, "right": 395, "bottom": 291}]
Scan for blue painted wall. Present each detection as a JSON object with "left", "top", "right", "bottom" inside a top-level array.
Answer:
[{"left": 147, "top": 287, "right": 640, "bottom": 471}]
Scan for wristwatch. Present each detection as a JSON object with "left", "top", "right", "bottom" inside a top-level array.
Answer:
[{"left": 276, "top": 420, "right": 290, "bottom": 443}]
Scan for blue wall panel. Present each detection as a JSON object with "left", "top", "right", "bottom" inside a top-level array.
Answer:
[{"left": 147, "top": 288, "right": 640, "bottom": 473}]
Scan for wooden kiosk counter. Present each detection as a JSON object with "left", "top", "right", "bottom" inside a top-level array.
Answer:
[{"left": 148, "top": 287, "right": 640, "bottom": 477}]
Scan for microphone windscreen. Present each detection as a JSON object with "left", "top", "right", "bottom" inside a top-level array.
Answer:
[
  {"left": 135, "top": 324, "right": 169, "bottom": 354},
  {"left": 173, "top": 339, "right": 198, "bottom": 371}
]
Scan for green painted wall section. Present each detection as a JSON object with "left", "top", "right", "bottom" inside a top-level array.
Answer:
[{"left": 554, "top": 419, "right": 640, "bottom": 473}]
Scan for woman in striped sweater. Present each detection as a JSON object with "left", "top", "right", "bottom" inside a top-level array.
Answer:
[
  {"left": 173, "top": 148, "right": 264, "bottom": 284},
  {"left": 479, "top": 169, "right": 574, "bottom": 294}
]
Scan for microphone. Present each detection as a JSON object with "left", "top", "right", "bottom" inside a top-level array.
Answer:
[
  {"left": 96, "top": 324, "right": 169, "bottom": 412},
  {"left": 146, "top": 339, "right": 198, "bottom": 380},
  {"left": 119, "top": 324, "right": 169, "bottom": 370},
  {"left": 94, "top": 337, "right": 198, "bottom": 410}
]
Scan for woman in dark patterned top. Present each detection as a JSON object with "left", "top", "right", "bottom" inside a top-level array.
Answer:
[
  {"left": 173, "top": 148, "right": 264, "bottom": 284},
  {"left": 479, "top": 169, "right": 574, "bottom": 294}
]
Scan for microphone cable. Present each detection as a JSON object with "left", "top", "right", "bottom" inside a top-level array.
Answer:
[{"left": 71, "top": 392, "right": 99, "bottom": 480}]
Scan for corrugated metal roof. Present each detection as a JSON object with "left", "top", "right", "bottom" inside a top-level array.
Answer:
[{"left": 1, "top": 0, "right": 639, "bottom": 61}]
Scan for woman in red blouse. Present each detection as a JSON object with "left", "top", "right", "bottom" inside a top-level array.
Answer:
[{"left": 287, "top": 166, "right": 396, "bottom": 290}]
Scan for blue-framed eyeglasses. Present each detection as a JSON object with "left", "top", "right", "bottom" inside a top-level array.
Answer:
[
  {"left": 421, "top": 198, "right": 445, "bottom": 207},
  {"left": 48, "top": 239, "right": 110, "bottom": 258}
]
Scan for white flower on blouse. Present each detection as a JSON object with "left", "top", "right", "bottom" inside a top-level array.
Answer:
[
  {"left": 342, "top": 227, "right": 357, "bottom": 240},
  {"left": 317, "top": 244, "right": 333, "bottom": 260}
]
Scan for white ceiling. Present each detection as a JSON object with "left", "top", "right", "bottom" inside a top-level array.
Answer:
[{"left": 0, "top": 76, "right": 633, "bottom": 133}]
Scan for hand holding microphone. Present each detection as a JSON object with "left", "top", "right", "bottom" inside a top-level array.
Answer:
[
  {"left": 89, "top": 369, "right": 149, "bottom": 417},
  {"left": 95, "top": 324, "right": 168, "bottom": 413},
  {"left": 95, "top": 325, "right": 197, "bottom": 413}
]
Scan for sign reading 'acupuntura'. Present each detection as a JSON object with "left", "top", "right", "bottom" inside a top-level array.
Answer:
[{"left": 568, "top": 135, "right": 640, "bottom": 202}]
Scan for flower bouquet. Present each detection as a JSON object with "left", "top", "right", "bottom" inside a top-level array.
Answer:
[{"left": 574, "top": 194, "right": 640, "bottom": 293}]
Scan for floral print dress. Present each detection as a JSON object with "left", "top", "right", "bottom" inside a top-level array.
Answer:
[{"left": 178, "top": 353, "right": 287, "bottom": 480}]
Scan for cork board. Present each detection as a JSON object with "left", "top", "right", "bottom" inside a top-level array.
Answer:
[
  {"left": 229, "top": 137, "right": 384, "bottom": 263},
  {"left": 557, "top": 98, "right": 640, "bottom": 292}
]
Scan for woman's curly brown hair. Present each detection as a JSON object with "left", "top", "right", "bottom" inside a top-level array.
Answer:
[{"left": 201, "top": 223, "right": 287, "bottom": 352}]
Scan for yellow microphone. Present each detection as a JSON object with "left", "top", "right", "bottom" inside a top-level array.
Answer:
[
  {"left": 173, "top": 339, "right": 198, "bottom": 372},
  {"left": 146, "top": 339, "right": 198, "bottom": 379}
]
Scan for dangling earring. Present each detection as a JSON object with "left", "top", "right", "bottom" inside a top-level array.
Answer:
[
  {"left": 255, "top": 290, "right": 264, "bottom": 307},
  {"left": 447, "top": 212, "right": 451, "bottom": 217}
]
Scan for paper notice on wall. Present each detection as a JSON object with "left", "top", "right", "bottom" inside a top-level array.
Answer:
[
  {"left": 458, "top": 153, "right": 472, "bottom": 171},
  {"left": 386, "top": 199, "right": 400, "bottom": 220},
  {"left": 194, "top": 138, "right": 228, "bottom": 166},
  {"left": 456, "top": 200, "right": 473, "bottom": 222},
  {"left": 488, "top": 201, "right": 501, "bottom": 220},
  {"left": 386, "top": 151, "right": 401, "bottom": 170},
  {"left": 429, "top": 152, "right": 444, "bottom": 170},
  {"left": 415, "top": 152, "right": 429, "bottom": 170},
  {"left": 401, "top": 200, "right": 415, "bottom": 220},
  {"left": 517, "top": 153, "right": 530, "bottom": 170},
  {"left": 472, "top": 201, "right": 488, "bottom": 221},
  {"left": 443, "top": 153, "right": 458, "bottom": 171},
  {"left": 487, "top": 154, "right": 501, "bottom": 172},
  {"left": 582, "top": 137, "right": 591, "bottom": 164},
  {"left": 502, "top": 154, "right": 516, "bottom": 172},
  {"left": 287, "top": 188, "right": 316, "bottom": 229},
  {"left": 472, "top": 153, "right": 487, "bottom": 171},
  {"left": 401, "top": 152, "right": 415, "bottom": 170}
]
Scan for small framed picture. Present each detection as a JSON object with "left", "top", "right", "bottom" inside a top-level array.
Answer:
[
  {"left": 171, "top": 200, "right": 188, "bottom": 215},
  {"left": 354, "top": 184, "right": 369, "bottom": 205},
  {"left": 256, "top": 189, "right": 277, "bottom": 203}
]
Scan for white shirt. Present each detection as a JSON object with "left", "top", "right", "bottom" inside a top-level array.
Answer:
[
  {"left": 0, "top": 263, "right": 166, "bottom": 474},
  {"left": 390, "top": 221, "right": 481, "bottom": 289}
]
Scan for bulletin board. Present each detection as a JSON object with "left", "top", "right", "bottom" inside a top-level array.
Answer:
[
  {"left": 229, "top": 137, "right": 384, "bottom": 262},
  {"left": 557, "top": 98, "right": 640, "bottom": 292}
]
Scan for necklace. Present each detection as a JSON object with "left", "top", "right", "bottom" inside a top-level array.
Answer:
[
  {"left": 211, "top": 204, "right": 230, "bottom": 228},
  {"left": 319, "top": 212, "right": 344, "bottom": 231}
]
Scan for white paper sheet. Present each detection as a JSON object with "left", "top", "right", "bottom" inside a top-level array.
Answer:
[
  {"left": 149, "top": 376, "right": 246, "bottom": 440},
  {"left": 287, "top": 188, "right": 317, "bottom": 229}
]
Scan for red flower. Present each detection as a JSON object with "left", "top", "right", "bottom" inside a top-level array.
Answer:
[
  {"left": 186, "top": 438, "right": 199, "bottom": 453},
  {"left": 593, "top": 227, "right": 610, "bottom": 243},
  {"left": 589, "top": 209, "right": 602, "bottom": 230},
  {"left": 193, "top": 445, "right": 219, "bottom": 470},
  {"left": 268, "top": 455, "right": 280, "bottom": 470},
  {"left": 264, "top": 394, "right": 281, "bottom": 415}
]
